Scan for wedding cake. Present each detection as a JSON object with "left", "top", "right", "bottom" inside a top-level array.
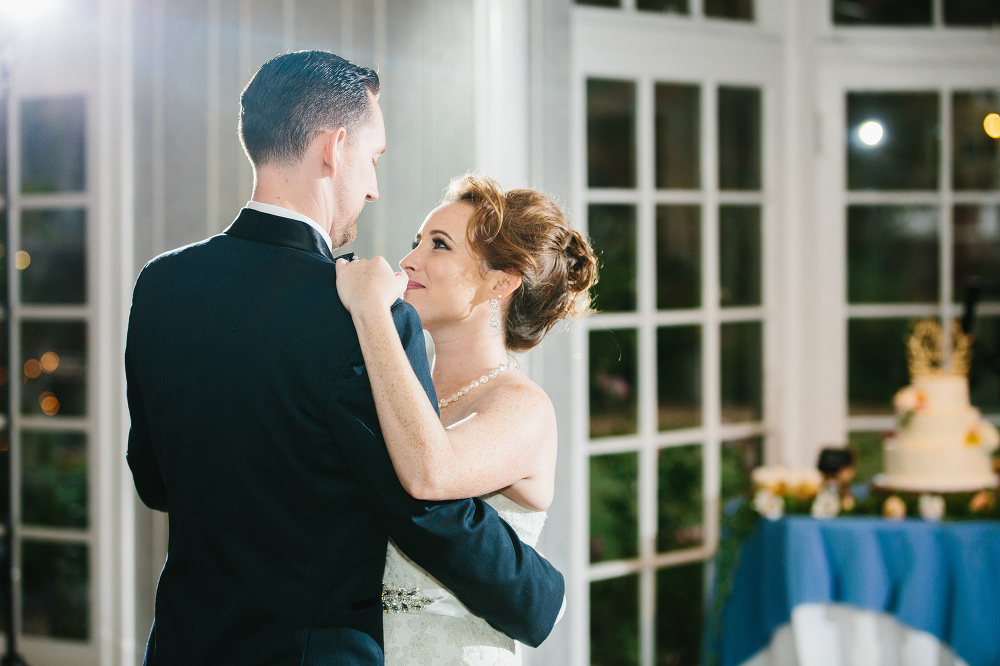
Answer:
[{"left": 881, "top": 319, "right": 1000, "bottom": 492}]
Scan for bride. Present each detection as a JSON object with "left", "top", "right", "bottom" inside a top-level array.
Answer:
[{"left": 335, "top": 174, "right": 597, "bottom": 665}]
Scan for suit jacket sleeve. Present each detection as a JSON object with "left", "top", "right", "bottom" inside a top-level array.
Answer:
[
  {"left": 325, "top": 300, "right": 565, "bottom": 648},
  {"left": 125, "top": 277, "right": 169, "bottom": 512}
]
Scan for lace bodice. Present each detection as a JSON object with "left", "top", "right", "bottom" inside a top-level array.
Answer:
[{"left": 382, "top": 492, "right": 547, "bottom": 665}]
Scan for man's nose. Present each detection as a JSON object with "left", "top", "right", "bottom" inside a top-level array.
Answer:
[{"left": 367, "top": 174, "right": 379, "bottom": 202}]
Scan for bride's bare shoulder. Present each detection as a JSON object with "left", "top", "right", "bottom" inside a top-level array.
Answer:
[{"left": 483, "top": 374, "right": 556, "bottom": 425}]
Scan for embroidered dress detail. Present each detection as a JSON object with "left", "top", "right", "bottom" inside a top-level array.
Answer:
[{"left": 383, "top": 586, "right": 435, "bottom": 613}]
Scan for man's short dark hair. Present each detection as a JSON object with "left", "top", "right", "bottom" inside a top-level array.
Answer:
[{"left": 239, "top": 50, "right": 380, "bottom": 167}]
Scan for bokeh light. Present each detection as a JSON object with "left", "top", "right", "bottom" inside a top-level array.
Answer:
[
  {"left": 985, "top": 113, "right": 1000, "bottom": 139},
  {"left": 40, "top": 351, "right": 60, "bottom": 373},
  {"left": 0, "top": 0, "right": 63, "bottom": 26},
  {"left": 14, "top": 250, "right": 31, "bottom": 270},
  {"left": 23, "top": 359, "right": 41, "bottom": 379},
  {"left": 858, "top": 120, "right": 884, "bottom": 146},
  {"left": 39, "top": 391, "right": 60, "bottom": 416}
]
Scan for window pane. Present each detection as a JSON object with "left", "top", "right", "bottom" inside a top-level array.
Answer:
[
  {"left": 944, "top": 0, "right": 1000, "bottom": 25},
  {"left": 655, "top": 563, "right": 704, "bottom": 666},
  {"left": 591, "top": 329, "right": 638, "bottom": 438},
  {"left": 590, "top": 204, "right": 637, "bottom": 312},
  {"left": 590, "top": 452, "right": 639, "bottom": 563},
  {"left": 656, "top": 205, "right": 700, "bottom": 309},
  {"left": 719, "top": 205, "right": 761, "bottom": 307},
  {"left": 848, "top": 205, "right": 938, "bottom": 303},
  {"left": 577, "top": 0, "right": 620, "bottom": 5},
  {"left": 952, "top": 91, "right": 1000, "bottom": 191},
  {"left": 588, "top": 79, "right": 636, "bottom": 189},
  {"left": 657, "top": 444, "right": 703, "bottom": 552},
  {"left": 721, "top": 436, "right": 763, "bottom": 507},
  {"left": 638, "top": 0, "right": 688, "bottom": 12},
  {"left": 848, "top": 431, "right": 884, "bottom": 485},
  {"left": 657, "top": 326, "right": 701, "bottom": 430},
  {"left": 954, "top": 205, "right": 1000, "bottom": 301},
  {"left": 721, "top": 321, "right": 762, "bottom": 423},
  {"left": 20, "top": 97, "right": 86, "bottom": 194},
  {"left": 22, "top": 431, "right": 87, "bottom": 528},
  {"left": 705, "top": 0, "right": 753, "bottom": 20},
  {"left": 969, "top": 317, "right": 1000, "bottom": 414},
  {"left": 22, "top": 540, "right": 89, "bottom": 640},
  {"left": 591, "top": 574, "right": 639, "bottom": 666},
  {"left": 848, "top": 318, "right": 911, "bottom": 416},
  {"left": 833, "top": 0, "right": 932, "bottom": 24},
  {"left": 21, "top": 209, "right": 87, "bottom": 304},
  {"left": 847, "top": 92, "right": 939, "bottom": 191},
  {"left": 655, "top": 84, "right": 699, "bottom": 189},
  {"left": 21, "top": 321, "right": 87, "bottom": 417},
  {"left": 718, "top": 87, "right": 761, "bottom": 191}
]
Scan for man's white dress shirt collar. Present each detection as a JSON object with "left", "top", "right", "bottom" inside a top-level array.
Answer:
[{"left": 245, "top": 201, "right": 334, "bottom": 254}]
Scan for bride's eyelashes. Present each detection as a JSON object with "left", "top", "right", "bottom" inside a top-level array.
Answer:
[{"left": 410, "top": 237, "right": 451, "bottom": 250}]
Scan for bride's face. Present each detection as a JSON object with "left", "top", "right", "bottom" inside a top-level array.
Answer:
[{"left": 400, "top": 201, "right": 493, "bottom": 329}]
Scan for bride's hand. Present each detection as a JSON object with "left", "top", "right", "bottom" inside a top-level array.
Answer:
[{"left": 335, "top": 256, "right": 409, "bottom": 316}]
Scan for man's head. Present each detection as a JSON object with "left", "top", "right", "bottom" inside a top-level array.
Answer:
[{"left": 239, "top": 51, "right": 385, "bottom": 247}]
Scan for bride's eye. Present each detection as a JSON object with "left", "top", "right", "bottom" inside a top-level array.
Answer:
[{"left": 433, "top": 238, "right": 449, "bottom": 250}]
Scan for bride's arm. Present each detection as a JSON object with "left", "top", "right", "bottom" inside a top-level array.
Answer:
[{"left": 336, "top": 257, "right": 551, "bottom": 504}]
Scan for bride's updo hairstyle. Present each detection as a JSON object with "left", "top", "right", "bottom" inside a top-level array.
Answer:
[{"left": 443, "top": 174, "right": 598, "bottom": 352}]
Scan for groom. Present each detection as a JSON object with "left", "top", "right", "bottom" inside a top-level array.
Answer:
[{"left": 126, "top": 50, "right": 564, "bottom": 665}]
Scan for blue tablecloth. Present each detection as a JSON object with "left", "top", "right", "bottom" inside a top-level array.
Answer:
[{"left": 711, "top": 516, "right": 1000, "bottom": 666}]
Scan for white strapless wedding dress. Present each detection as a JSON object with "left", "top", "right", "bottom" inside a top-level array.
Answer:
[{"left": 382, "top": 492, "right": 547, "bottom": 666}]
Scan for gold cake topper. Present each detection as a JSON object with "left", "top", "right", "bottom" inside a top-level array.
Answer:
[{"left": 907, "top": 318, "right": 972, "bottom": 378}]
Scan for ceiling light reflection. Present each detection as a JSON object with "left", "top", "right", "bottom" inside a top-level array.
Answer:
[
  {"left": 985, "top": 113, "right": 1000, "bottom": 140},
  {"left": 858, "top": 120, "right": 884, "bottom": 146}
]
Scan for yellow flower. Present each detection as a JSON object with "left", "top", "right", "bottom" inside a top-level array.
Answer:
[
  {"left": 883, "top": 495, "right": 907, "bottom": 520},
  {"left": 965, "top": 430, "right": 980, "bottom": 446}
]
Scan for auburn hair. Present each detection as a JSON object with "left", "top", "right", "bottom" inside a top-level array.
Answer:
[{"left": 443, "top": 174, "right": 598, "bottom": 351}]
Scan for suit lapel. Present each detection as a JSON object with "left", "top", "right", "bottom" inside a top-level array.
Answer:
[{"left": 224, "top": 208, "right": 336, "bottom": 262}]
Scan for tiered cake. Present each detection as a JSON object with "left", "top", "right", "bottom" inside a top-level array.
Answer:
[{"left": 882, "top": 319, "right": 1000, "bottom": 492}]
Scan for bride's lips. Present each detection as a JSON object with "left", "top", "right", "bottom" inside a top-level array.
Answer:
[{"left": 406, "top": 280, "right": 425, "bottom": 290}]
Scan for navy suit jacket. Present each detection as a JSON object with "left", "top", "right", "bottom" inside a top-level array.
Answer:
[{"left": 126, "top": 208, "right": 565, "bottom": 665}]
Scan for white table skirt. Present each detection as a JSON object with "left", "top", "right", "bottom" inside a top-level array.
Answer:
[{"left": 741, "top": 603, "right": 969, "bottom": 666}]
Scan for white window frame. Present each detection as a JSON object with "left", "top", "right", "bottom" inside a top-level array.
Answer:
[
  {"left": 568, "top": 7, "right": 782, "bottom": 664},
  {"left": 812, "top": 34, "right": 1000, "bottom": 446}
]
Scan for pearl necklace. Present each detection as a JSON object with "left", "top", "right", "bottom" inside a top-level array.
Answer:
[{"left": 438, "top": 363, "right": 509, "bottom": 409}]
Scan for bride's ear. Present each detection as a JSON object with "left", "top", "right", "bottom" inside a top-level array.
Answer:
[{"left": 494, "top": 272, "right": 522, "bottom": 301}]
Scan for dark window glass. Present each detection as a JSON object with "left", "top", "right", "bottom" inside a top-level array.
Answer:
[
  {"left": 656, "top": 205, "right": 701, "bottom": 309},
  {"left": 721, "top": 321, "right": 762, "bottom": 423},
  {"left": 721, "top": 436, "right": 764, "bottom": 507},
  {"left": 588, "top": 79, "right": 636, "bottom": 189},
  {"left": 20, "top": 97, "right": 86, "bottom": 194},
  {"left": 952, "top": 91, "right": 1000, "bottom": 191},
  {"left": 705, "top": 0, "right": 753, "bottom": 20},
  {"left": 848, "top": 431, "right": 884, "bottom": 484},
  {"left": 591, "top": 329, "right": 639, "bottom": 438},
  {"left": 638, "top": 0, "right": 688, "bottom": 12},
  {"left": 21, "top": 321, "right": 87, "bottom": 417},
  {"left": 655, "top": 563, "right": 704, "bottom": 665},
  {"left": 0, "top": 93, "right": 7, "bottom": 198},
  {"left": 657, "top": 326, "right": 701, "bottom": 430},
  {"left": 848, "top": 317, "right": 911, "bottom": 416},
  {"left": 590, "top": 204, "right": 637, "bottom": 312},
  {"left": 719, "top": 205, "right": 761, "bottom": 307},
  {"left": 591, "top": 574, "right": 639, "bottom": 666},
  {"left": 22, "top": 540, "right": 89, "bottom": 640},
  {"left": 22, "top": 431, "right": 87, "bottom": 529},
  {"left": 969, "top": 317, "right": 1000, "bottom": 414},
  {"left": 656, "top": 444, "right": 703, "bottom": 552},
  {"left": 848, "top": 205, "right": 939, "bottom": 303},
  {"left": 847, "top": 92, "right": 939, "bottom": 190},
  {"left": 577, "top": 0, "right": 620, "bottom": 6},
  {"left": 833, "top": 0, "right": 932, "bottom": 24},
  {"left": 718, "top": 87, "right": 762, "bottom": 191},
  {"left": 944, "top": 0, "right": 1000, "bottom": 25},
  {"left": 954, "top": 205, "right": 1000, "bottom": 302},
  {"left": 655, "top": 84, "right": 700, "bottom": 189},
  {"left": 590, "top": 453, "right": 639, "bottom": 563},
  {"left": 21, "top": 209, "right": 87, "bottom": 304}
]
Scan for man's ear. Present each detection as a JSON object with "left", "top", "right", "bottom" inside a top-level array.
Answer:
[{"left": 323, "top": 127, "right": 349, "bottom": 177}]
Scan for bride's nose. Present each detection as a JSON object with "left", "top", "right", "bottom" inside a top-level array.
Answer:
[{"left": 399, "top": 249, "right": 418, "bottom": 273}]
